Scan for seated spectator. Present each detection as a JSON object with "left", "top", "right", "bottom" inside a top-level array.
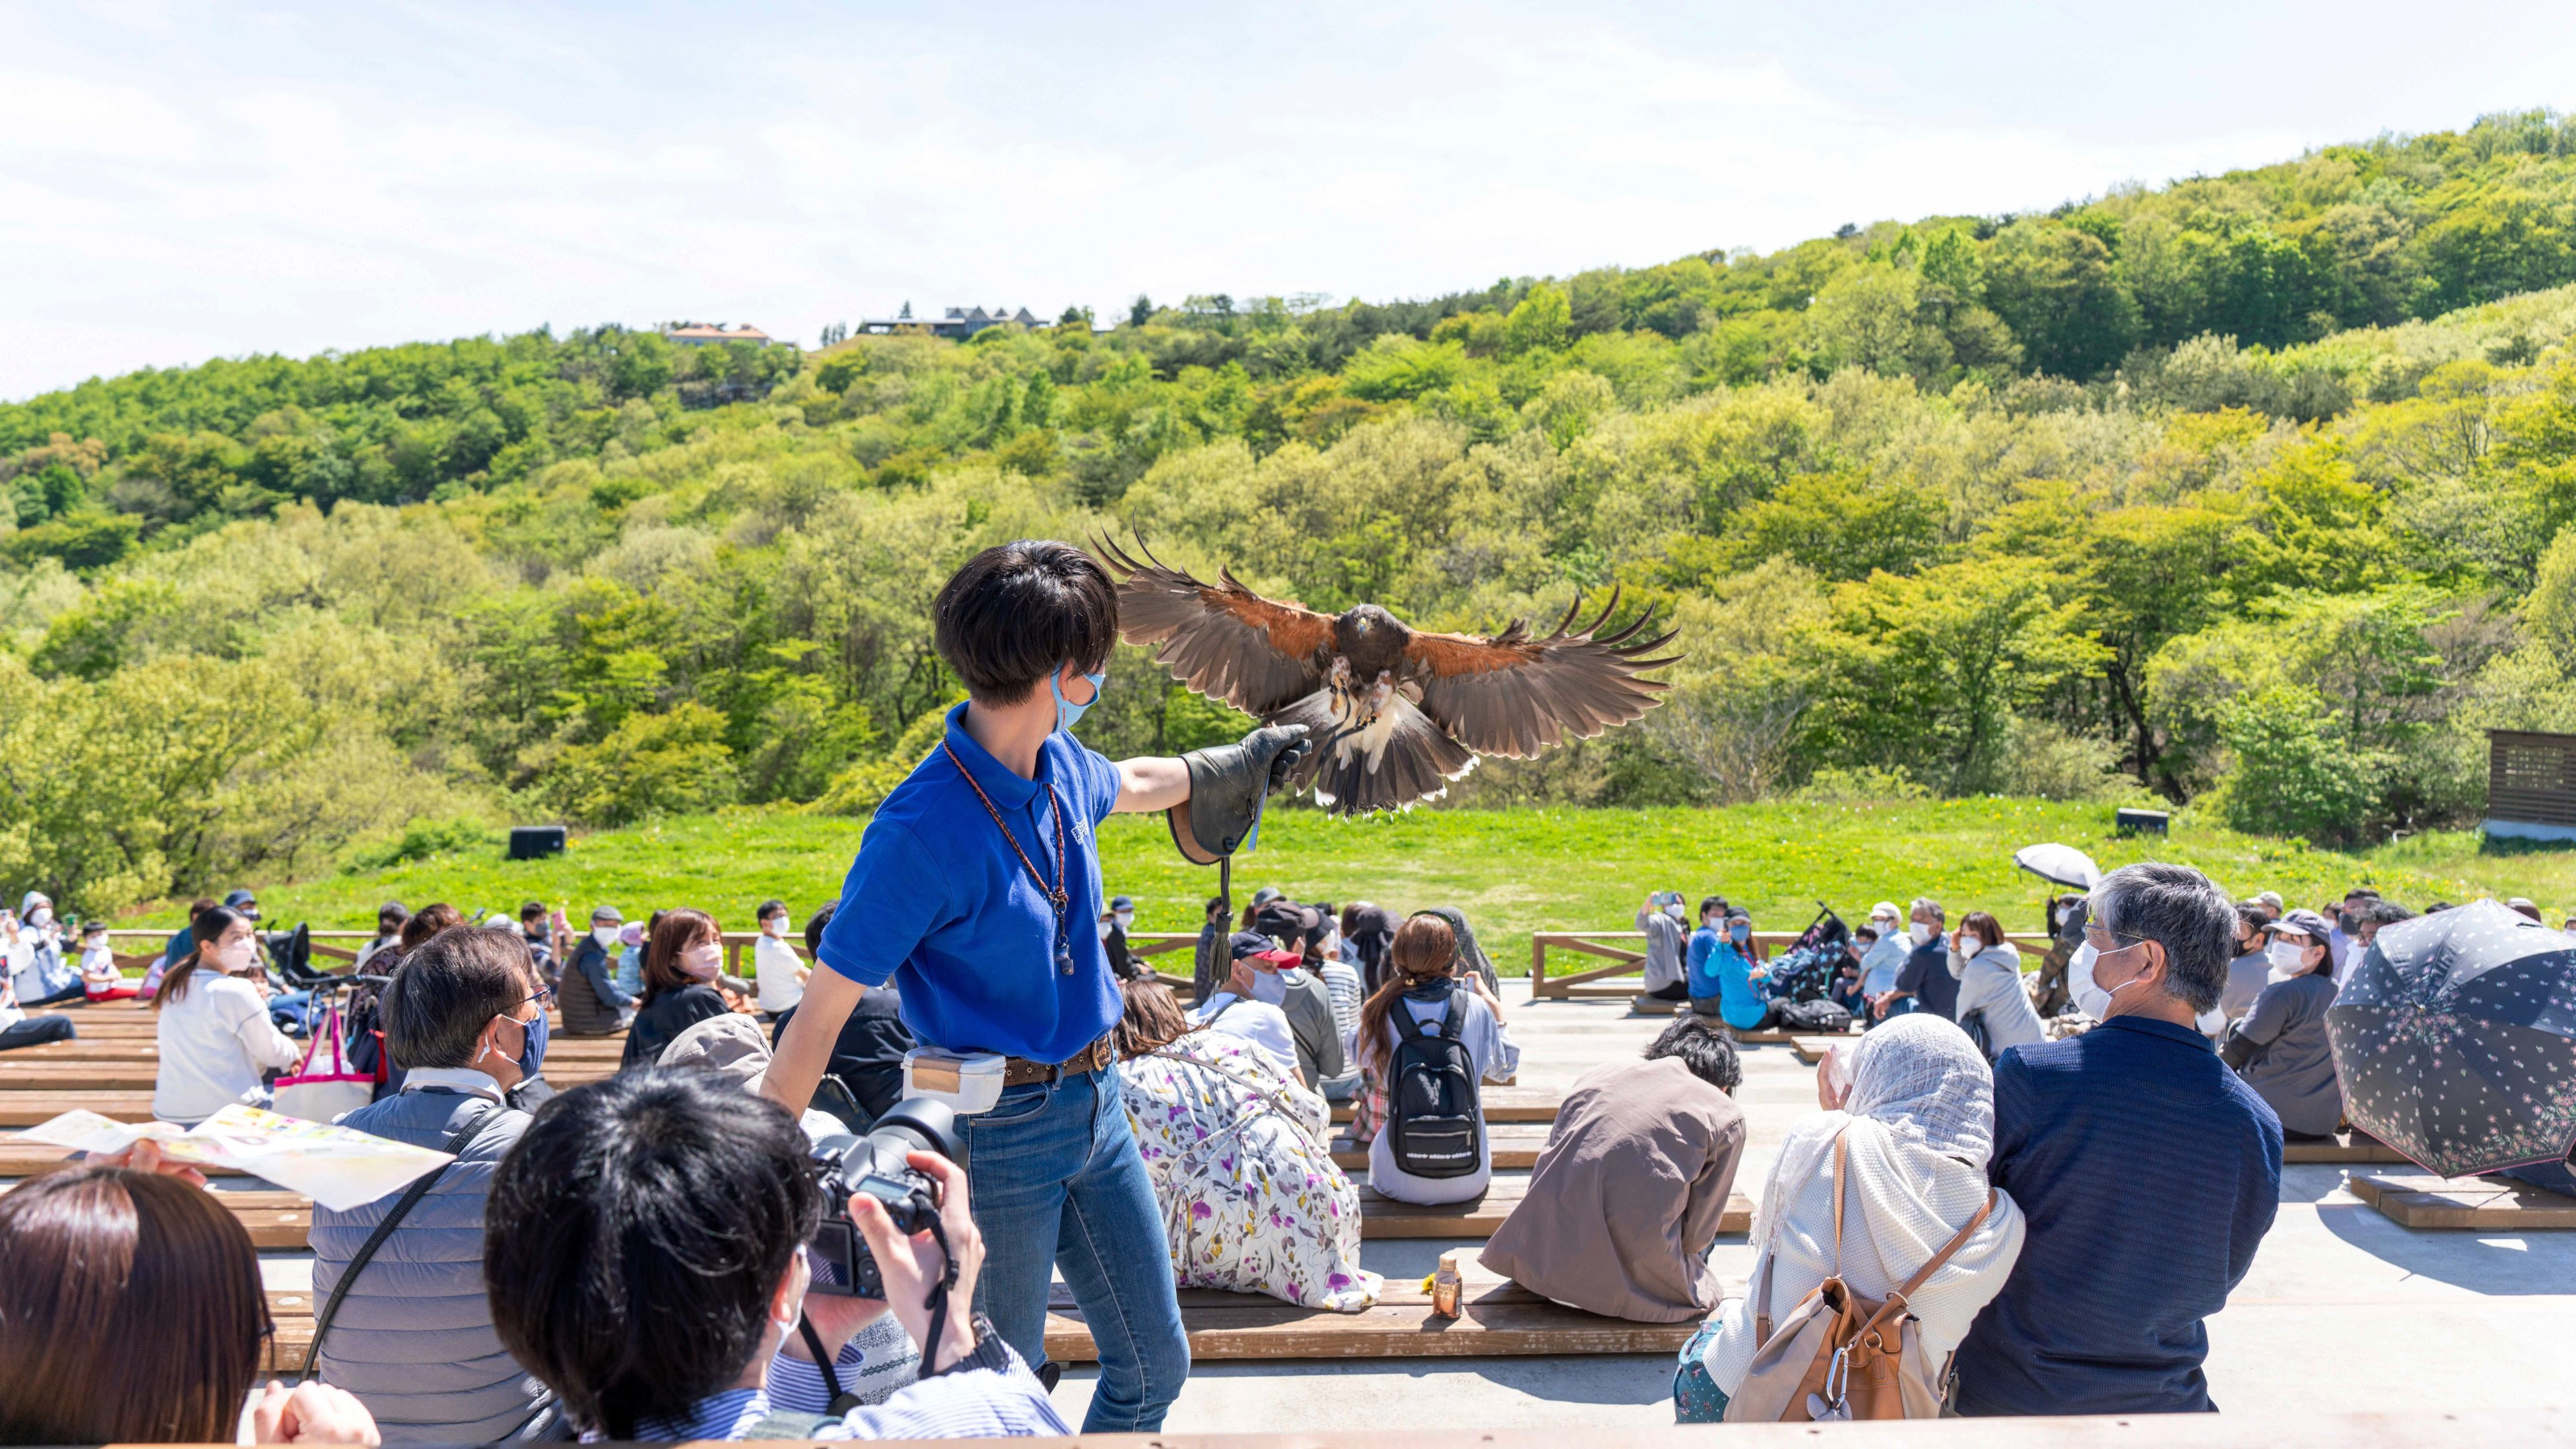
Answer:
[
  {"left": 753, "top": 898, "right": 810, "bottom": 1015},
  {"left": 1112, "top": 978, "right": 1378, "bottom": 1311},
  {"left": 770, "top": 903, "right": 914, "bottom": 1127},
  {"left": 0, "top": 1158, "right": 382, "bottom": 1445},
  {"left": 1687, "top": 902, "right": 1777, "bottom": 1031},
  {"left": 1100, "top": 894, "right": 1142, "bottom": 981},
  {"left": 355, "top": 902, "right": 409, "bottom": 968},
  {"left": 372, "top": 902, "right": 464, "bottom": 979},
  {"left": 559, "top": 905, "right": 636, "bottom": 1038},
  {"left": 1831, "top": 927, "right": 1875, "bottom": 1018},
  {"left": 2358, "top": 898, "right": 2415, "bottom": 962},
  {"left": 622, "top": 909, "right": 732, "bottom": 1067},
  {"left": 151, "top": 896, "right": 219, "bottom": 995},
  {"left": 1677, "top": 1015, "right": 2025, "bottom": 1422},
  {"left": 0, "top": 968, "right": 76, "bottom": 1051},
  {"left": 2027, "top": 892, "right": 2089, "bottom": 1018},
  {"left": 2219, "top": 902, "right": 2273, "bottom": 1020},
  {"left": 2326, "top": 888, "right": 2380, "bottom": 983},
  {"left": 1192, "top": 932, "right": 1306, "bottom": 1082},
  {"left": 1308, "top": 914, "right": 1365, "bottom": 1102},
  {"left": 1483, "top": 1015, "right": 1747, "bottom": 1323},
  {"left": 484, "top": 1068, "right": 1065, "bottom": 1441},
  {"left": 516, "top": 901, "right": 559, "bottom": 983},
  {"left": 617, "top": 917, "right": 650, "bottom": 997},
  {"left": 1635, "top": 890, "right": 1689, "bottom": 1003},
  {"left": 1344, "top": 902, "right": 1396, "bottom": 993},
  {"left": 10, "top": 893, "right": 83, "bottom": 1007},
  {"left": 77, "top": 920, "right": 140, "bottom": 1002},
  {"left": 1947, "top": 911, "right": 2045, "bottom": 1059},
  {"left": 1952, "top": 862, "right": 2281, "bottom": 1417},
  {"left": 1415, "top": 906, "right": 1504, "bottom": 994},
  {"left": 1355, "top": 914, "right": 1521, "bottom": 1207},
  {"left": 1879, "top": 897, "right": 1956, "bottom": 1023},
  {"left": 2221, "top": 908, "right": 2343, "bottom": 1141},
  {"left": 1854, "top": 903, "right": 1909, "bottom": 1028},
  {"left": 1191, "top": 894, "right": 1228, "bottom": 1004},
  {"left": 307, "top": 926, "right": 546, "bottom": 1443},
  {"left": 2508, "top": 895, "right": 2543, "bottom": 923},
  {"left": 1248, "top": 902, "right": 1348, "bottom": 1088},
  {"left": 2250, "top": 891, "right": 2284, "bottom": 922},
  {"left": 152, "top": 904, "right": 303, "bottom": 1125}
]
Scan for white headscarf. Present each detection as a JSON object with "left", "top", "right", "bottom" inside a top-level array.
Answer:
[{"left": 1701, "top": 1014, "right": 2026, "bottom": 1394}]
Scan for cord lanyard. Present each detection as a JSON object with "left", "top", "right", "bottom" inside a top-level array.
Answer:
[{"left": 942, "top": 741, "right": 1076, "bottom": 976}]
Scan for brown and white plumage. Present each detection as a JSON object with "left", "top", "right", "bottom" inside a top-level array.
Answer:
[{"left": 1096, "top": 534, "right": 1681, "bottom": 815}]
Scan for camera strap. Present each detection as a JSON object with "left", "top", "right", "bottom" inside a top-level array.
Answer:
[
  {"left": 920, "top": 1214, "right": 962, "bottom": 1374},
  {"left": 793, "top": 1315, "right": 863, "bottom": 1416}
]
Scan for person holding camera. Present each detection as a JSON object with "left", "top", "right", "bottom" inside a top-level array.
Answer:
[
  {"left": 763, "top": 541, "right": 1310, "bottom": 1432},
  {"left": 485, "top": 1069, "right": 1063, "bottom": 1441}
]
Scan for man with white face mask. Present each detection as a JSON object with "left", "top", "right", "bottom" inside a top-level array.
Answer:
[
  {"left": 559, "top": 905, "right": 636, "bottom": 1037},
  {"left": 1952, "top": 862, "right": 2281, "bottom": 1418},
  {"left": 1877, "top": 898, "right": 1955, "bottom": 1022}
]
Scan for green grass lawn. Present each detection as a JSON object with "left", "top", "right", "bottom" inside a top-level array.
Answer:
[{"left": 125, "top": 800, "right": 2576, "bottom": 976}]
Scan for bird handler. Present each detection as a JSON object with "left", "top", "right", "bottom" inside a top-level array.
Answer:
[{"left": 763, "top": 539, "right": 1307, "bottom": 1434}]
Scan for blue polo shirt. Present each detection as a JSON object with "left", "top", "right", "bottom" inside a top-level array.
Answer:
[
  {"left": 1953, "top": 1014, "right": 2283, "bottom": 1417},
  {"left": 814, "top": 704, "right": 1123, "bottom": 1063}
]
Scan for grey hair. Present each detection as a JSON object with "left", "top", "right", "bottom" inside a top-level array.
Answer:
[
  {"left": 1909, "top": 896, "right": 1945, "bottom": 924},
  {"left": 2090, "top": 862, "right": 2233, "bottom": 1013}
]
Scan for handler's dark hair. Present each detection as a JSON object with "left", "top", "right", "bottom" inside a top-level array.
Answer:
[
  {"left": 932, "top": 539, "right": 1117, "bottom": 704},
  {"left": 0, "top": 1165, "right": 271, "bottom": 1444},
  {"left": 1645, "top": 1013, "right": 1742, "bottom": 1092},
  {"left": 382, "top": 926, "right": 534, "bottom": 1070},
  {"left": 485, "top": 1070, "right": 821, "bottom": 1441}
]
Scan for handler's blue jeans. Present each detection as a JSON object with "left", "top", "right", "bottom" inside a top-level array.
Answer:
[{"left": 960, "top": 1066, "right": 1188, "bottom": 1432}]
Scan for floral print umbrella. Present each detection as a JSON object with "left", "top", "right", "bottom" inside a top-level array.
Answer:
[{"left": 2326, "top": 898, "right": 2576, "bottom": 1179}]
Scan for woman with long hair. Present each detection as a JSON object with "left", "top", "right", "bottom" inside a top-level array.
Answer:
[
  {"left": 621, "top": 907, "right": 731, "bottom": 1067},
  {"left": 1111, "top": 979, "right": 1378, "bottom": 1311},
  {"left": 1354, "top": 914, "right": 1521, "bottom": 1207},
  {"left": 152, "top": 903, "right": 303, "bottom": 1125},
  {"left": 0, "top": 1162, "right": 379, "bottom": 1444}
]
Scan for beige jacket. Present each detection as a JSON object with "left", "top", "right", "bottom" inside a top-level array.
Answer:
[{"left": 1480, "top": 1055, "right": 1747, "bottom": 1322}]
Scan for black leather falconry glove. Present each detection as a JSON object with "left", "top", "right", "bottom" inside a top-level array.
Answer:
[{"left": 1167, "top": 724, "right": 1311, "bottom": 864}]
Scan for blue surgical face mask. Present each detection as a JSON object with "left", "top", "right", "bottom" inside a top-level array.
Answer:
[
  {"left": 514, "top": 1009, "right": 549, "bottom": 1078},
  {"left": 1728, "top": 922, "right": 1751, "bottom": 943},
  {"left": 1052, "top": 668, "right": 1108, "bottom": 733}
]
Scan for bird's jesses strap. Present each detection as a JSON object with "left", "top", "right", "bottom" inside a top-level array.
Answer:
[{"left": 941, "top": 741, "right": 1075, "bottom": 976}]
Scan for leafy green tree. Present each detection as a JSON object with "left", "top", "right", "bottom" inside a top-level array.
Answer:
[
  {"left": 1503, "top": 283, "right": 1571, "bottom": 357},
  {"left": 545, "top": 703, "right": 740, "bottom": 825},
  {"left": 1981, "top": 220, "right": 2142, "bottom": 378}
]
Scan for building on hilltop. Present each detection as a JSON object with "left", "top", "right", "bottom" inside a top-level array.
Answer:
[
  {"left": 663, "top": 324, "right": 776, "bottom": 347},
  {"left": 857, "top": 306, "right": 1042, "bottom": 340}
]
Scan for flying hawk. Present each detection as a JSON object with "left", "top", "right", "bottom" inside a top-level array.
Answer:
[{"left": 1097, "top": 535, "right": 1681, "bottom": 815}]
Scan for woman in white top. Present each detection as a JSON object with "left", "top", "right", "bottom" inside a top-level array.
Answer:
[
  {"left": 1679, "top": 1013, "right": 2025, "bottom": 1422},
  {"left": 1944, "top": 911, "right": 2046, "bottom": 1059},
  {"left": 151, "top": 905, "right": 303, "bottom": 1125},
  {"left": 1356, "top": 914, "right": 1521, "bottom": 1207}
]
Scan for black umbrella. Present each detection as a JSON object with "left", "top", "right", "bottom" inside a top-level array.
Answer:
[{"left": 2326, "top": 898, "right": 2576, "bottom": 1179}]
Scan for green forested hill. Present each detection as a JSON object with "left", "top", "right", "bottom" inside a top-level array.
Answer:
[{"left": 14, "top": 109, "right": 2576, "bottom": 913}]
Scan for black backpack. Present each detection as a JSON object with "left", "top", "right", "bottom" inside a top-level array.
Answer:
[{"left": 1387, "top": 999, "right": 1481, "bottom": 1179}]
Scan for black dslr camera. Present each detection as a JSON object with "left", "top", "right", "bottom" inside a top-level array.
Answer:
[{"left": 805, "top": 1098, "right": 962, "bottom": 1299}]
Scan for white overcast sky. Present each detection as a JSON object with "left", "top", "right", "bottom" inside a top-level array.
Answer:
[{"left": 7, "top": 1, "right": 2576, "bottom": 400}]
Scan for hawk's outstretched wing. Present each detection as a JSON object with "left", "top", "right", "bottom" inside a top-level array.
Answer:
[
  {"left": 1401, "top": 587, "right": 1680, "bottom": 758},
  {"left": 1096, "top": 535, "right": 1332, "bottom": 716}
]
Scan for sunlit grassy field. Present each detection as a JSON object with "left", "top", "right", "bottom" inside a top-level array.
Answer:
[{"left": 126, "top": 800, "right": 2576, "bottom": 975}]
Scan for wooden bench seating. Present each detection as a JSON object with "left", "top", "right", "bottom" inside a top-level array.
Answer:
[
  {"left": 2282, "top": 1137, "right": 2409, "bottom": 1165},
  {"left": 1359, "top": 1177, "right": 1749, "bottom": 1240},
  {"left": 1332, "top": 1089, "right": 1558, "bottom": 1125},
  {"left": 1332, "top": 1124, "right": 1549, "bottom": 1172},
  {"left": 0, "top": 1181, "right": 309, "bottom": 1246},
  {"left": 2349, "top": 1174, "right": 2576, "bottom": 1228},
  {"left": 257, "top": 1278, "right": 1707, "bottom": 1373}
]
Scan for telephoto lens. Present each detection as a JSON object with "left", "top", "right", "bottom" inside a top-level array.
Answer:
[{"left": 806, "top": 1098, "right": 963, "bottom": 1299}]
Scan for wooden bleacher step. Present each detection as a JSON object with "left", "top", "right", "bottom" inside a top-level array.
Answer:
[
  {"left": 1332, "top": 1088, "right": 1558, "bottom": 1125},
  {"left": 2349, "top": 1174, "right": 2576, "bottom": 1228},
  {"left": 1331, "top": 1124, "right": 1548, "bottom": 1172}
]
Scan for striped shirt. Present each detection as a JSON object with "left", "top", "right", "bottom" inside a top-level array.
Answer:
[{"left": 615, "top": 1338, "right": 1063, "bottom": 1441}]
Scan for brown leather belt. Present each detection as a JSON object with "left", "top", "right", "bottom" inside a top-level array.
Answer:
[{"left": 1001, "top": 1034, "right": 1114, "bottom": 1086}]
